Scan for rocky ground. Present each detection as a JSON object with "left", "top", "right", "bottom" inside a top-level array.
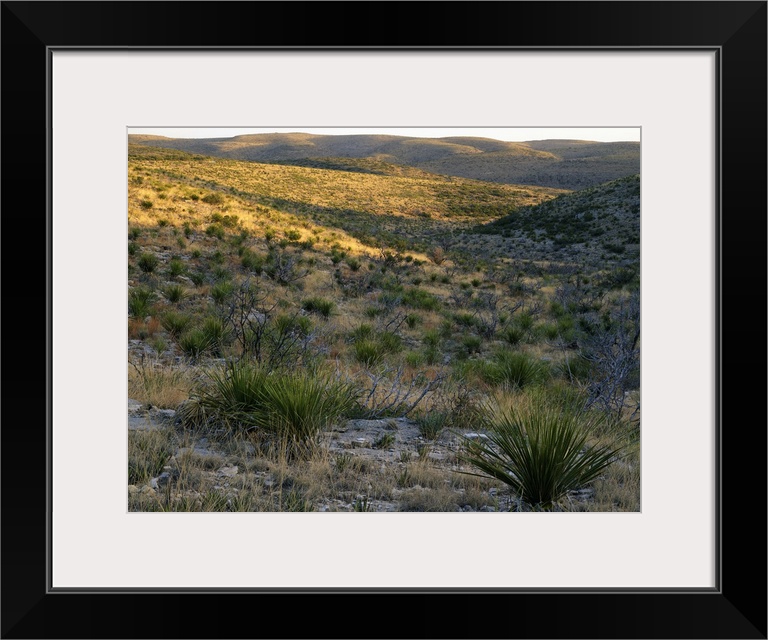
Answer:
[{"left": 128, "top": 399, "right": 597, "bottom": 512}]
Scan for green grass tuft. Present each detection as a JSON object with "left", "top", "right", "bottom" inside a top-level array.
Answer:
[{"left": 128, "top": 286, "right": 155, "bottom": 318}]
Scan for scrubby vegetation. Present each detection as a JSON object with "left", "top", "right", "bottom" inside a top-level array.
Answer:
[{"left": 127, "top": 135, "right": 640, "bottom": 512}]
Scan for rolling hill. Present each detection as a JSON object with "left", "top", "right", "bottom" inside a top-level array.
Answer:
[{"left": 129, "top": 133, "right": 640, "bottom": 190}]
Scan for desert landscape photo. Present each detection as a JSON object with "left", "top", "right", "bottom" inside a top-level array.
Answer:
[{"left": 127, "top": 128, "right": 641, "bottom": 513}]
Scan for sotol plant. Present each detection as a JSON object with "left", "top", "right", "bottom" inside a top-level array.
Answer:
[
  {"left": 138, "top": 252, "right": 160, "bottom": 273},
  {"left": 457, "top": 394, "right": 625, "bottom": 510},
  {"left": 181, "top": 361, "right": 360, "bottom": 454},
  {"left": 128, "top": 286, "right": 155, "bottom": 318}
]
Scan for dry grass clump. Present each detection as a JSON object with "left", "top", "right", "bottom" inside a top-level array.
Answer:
[{"left": 128, "top": 358, "right": 195, "bottom": 409}]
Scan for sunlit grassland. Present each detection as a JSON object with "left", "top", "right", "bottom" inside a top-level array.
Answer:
[{"left": 128, "top": 144, "right": 566, "bottom": 256}]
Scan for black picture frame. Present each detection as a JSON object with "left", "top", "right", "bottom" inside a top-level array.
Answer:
[{"left": 2, "top": 2, "right": 765, "bottom": 638}]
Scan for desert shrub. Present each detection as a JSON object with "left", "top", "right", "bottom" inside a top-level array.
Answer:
[
  {"left": 138, "top": 252, "right": 159, "bottom": 273},
  {"left": 515, "top": 311, "right": 535, "bottom": 332},
  {"left": 211, "top": 266, "right": 231, "bottom": 281},
  {"left": 273, "top": 314, "right": 312, "bottom": 338},
  {"left": 178, "top": 329, "right": 212, "bottom": 361},
  {"left": 202, "top": 193, "right": 225, "bottom": 205},
  {"left": 284, "top": 229, "right": 302, "bottom": 242},
  {"left": 454, "top": 312, "right": 477, "bottom": 328},
  {"left": 302, "top": 297, "right": 335, "bottom": 319},
  {"left": 128, "top": 286, "right": 155, "bottom": 318},
  {"left": 439, "top": 319, "right": 454, "bottom": 340},
  {"left": 210, "top": 281, "right": 234, "bottom": 305},
  {"left": 423, "top": 345, "right": 440, "bottom": 365},
  {"left": 206, "top": 223, "right": 225, "bottom": 240},
  {"left": 201, "top": 316, "right": 231, "bottom": 355},
  {"left": 168, "top": 258, "right": 186, "bottom": 277},
  {"left": 378, "top": 331, "right": 403, "bottom": 354},
  {"left": 330, "top": 248, "right": 346, "bottom": 265},
  {"left": 139, "top": 199, "right": 153, "bottom": 210},
  {"left": 402, "top": 288, "right": 440, "bottom": 311},
  {"left": 460, "top": 335, "right": 483, "bottom": 356},
  {"left": 597, "top": 265, "right": 639, "bottom": 291},
  {"left": 183, "top": 360, "right": 270, "bottom": 428},
  {"left": 555, "top": 315, "right": 576, "bottom": 343},
  {"left": 457, "top": 393, "right": 625, "bottom": 510},
  {"left": 423, "top": 329, "right": 441, "bottom": 348},
  {"left": 405, "top": 351, "right": 425, "bottom": 367},
  {"left": 354, "top": 340, "right": 385, "bottom": 367},
  {"left": 220, "top": 214, "right": 240, "bottom": 229},
  {"left": 416, "top": 411, "right": 451, "bottom": 440},
  {"left": 557, "top": 354, "right": 596, "bottom": 383},
  {"left": 150, "top": 337, "right": 168, "bottom": 355},
  {"left": 282, "top": 489, "right": 314, "bottom": 512},
  {"left": 479, "top": 350, "right": 548, "bottom": 388},
  {"left": 350, "top": 323, "right": 374, "bottom": 342},
  {"left": 161, "top": 311, "right": 192, "bottom": 337},
  {"left": 354, "top": 329, "right": 402, "bottom": 366},
  {"left": 163, "top": 284, "right": 187, "bottom": 304},
  {"left": 373, "top": 432, "right": 395, "bottom": 449},
  {"left": 405, "top": 313, "right": 422, "bottom": 329},
  {"left": 241, "top": 249, "right": 264, "bottom": 274},
  {"left": 500, "top": 326, "right": 524, "bottom": 345},
  {"left": 549, "top": 300, "right": 566, "bottom": 318},
  {"left": 183, "top": 362, "right": 359, "bottom": 452},
  {"left": 537, "top": 322, "right": 560, "bottom": 341}
]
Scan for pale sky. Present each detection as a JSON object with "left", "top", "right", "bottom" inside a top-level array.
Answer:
[{"left": 128, "top": 127, "right": 640, "bottom": 143}]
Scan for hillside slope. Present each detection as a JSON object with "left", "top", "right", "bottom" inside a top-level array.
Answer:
[
  {"left": 472, "top": 174, "right": 640, "bottom": 268},
  {"left": 127, "top": 144, "right": 566, "bottom": 257}
]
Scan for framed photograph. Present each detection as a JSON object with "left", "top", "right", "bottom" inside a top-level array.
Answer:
[{"left": 3, "top": 2, "right": 765, "bottom": 638}]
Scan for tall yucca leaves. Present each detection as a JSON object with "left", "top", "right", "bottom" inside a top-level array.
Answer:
[
  {"left": 483, "top": 350, "right": 548, "bottom": 388},
  {"left": 254, "top": 373, "right": 359, "bottom": 443},
  {"left": 185, "top": 361, "right": 270, "bottom": 428},
  {"left": 458, "top": 399, "right": 625, "bottom": 509},
  {"left": 183, "top": 361, "right": 359, "bottom": 452}
]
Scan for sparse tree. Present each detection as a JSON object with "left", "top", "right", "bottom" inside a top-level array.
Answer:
[{"left": 581, "top": 289, "right": 640, "bottom": 419}]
